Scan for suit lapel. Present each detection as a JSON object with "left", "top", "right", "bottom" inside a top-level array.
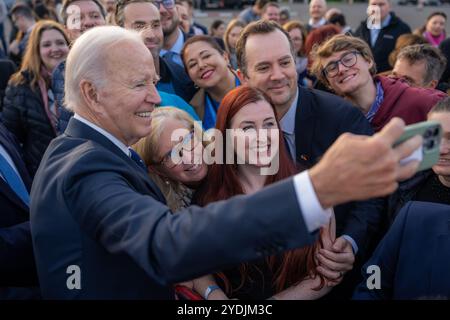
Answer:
[
  {"left": 294, "top": 86, "right": 316, "bottom": 168},
  {"left": 0, "top": 127, "right": 31, "bottom": 211},
  {"left": 65, "top": 118, "right": 166, "bottom": 204},
  {"left": 0, "top": 179, "right": 29, "bottom": 213}
]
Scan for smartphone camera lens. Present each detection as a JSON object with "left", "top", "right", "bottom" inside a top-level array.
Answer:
[
  {"left": 433, "top": 127, "right": 440, "bottom": 136},
  {"left": 426, "top": 139, "right": 435, "bottom": 150},
  {"left": 424, "top": 129, "right": 432, "bottom": 139}
]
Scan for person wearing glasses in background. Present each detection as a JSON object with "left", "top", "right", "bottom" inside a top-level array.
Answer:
[
  {"left": 311, "top": 35, "right": 446, "bottom": 133},
  {"left": 154, "top": 0, "right": 189, "bottom": 68}
]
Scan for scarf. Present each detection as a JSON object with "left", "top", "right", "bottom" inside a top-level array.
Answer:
[
  {"left": 38, "top": 67, "right": 58, "bottom": 135},
  {"left": 423, "top": 31, "right": 446, "bottom": 47}
]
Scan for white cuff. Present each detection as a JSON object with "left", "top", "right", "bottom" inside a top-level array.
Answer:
[{"left": 293, "top": 171, "right": 332, "bottom": 233}]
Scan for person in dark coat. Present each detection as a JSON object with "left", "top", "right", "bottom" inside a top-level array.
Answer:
[
  {"left": 354, "top": 0, "right": 411, "bottom": 73},
  {"left": 2, "top": 21, "right": 69, "bottom": 177}
]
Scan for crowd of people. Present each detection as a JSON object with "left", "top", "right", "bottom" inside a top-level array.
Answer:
[{"left": 0, "top": 0, "right": 449, "bottom": 300}]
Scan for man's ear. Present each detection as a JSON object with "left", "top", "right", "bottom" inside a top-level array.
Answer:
[
  {"left": 428, "top": 79, "right": 438, "bottom": 89},
  {"left": 237, "top": 69, "right": 248, "bottom": 84},
  {"left": 79, "top": 80, "right": 101, "bottom": 112}
]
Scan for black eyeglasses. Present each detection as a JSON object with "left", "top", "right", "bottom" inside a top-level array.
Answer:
[
  {"left": 152, "top": 0, "right": 175, "bottom": 10},
  {"left": 322, "top": 51, "right": 359, "bottom": 78},
  {"left": 159, "top": 131, "right": 201, "bottom": 169}
]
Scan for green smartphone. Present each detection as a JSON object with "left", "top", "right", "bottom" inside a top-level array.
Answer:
[{"left": 395, "top": 120, "right": 442, "bottom": 171}]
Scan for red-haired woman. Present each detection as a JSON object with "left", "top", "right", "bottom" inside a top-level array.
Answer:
[{"left": 192, "top": 86, "right": 348, "bottom": 300}]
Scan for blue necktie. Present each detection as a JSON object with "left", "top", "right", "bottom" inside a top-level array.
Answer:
[
  {"left": 0, "top": 153, "right": 30, "bottom": 206},
  {"left": 129, "top": 148, "right": 147, "bottom": 172}
]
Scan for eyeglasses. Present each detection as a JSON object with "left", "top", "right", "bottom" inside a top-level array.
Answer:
[
  {"left": 152, "top": 0, "right": 175, "bottom": 10},
  {"left": 322, "top": 51, "right": 359, "bottom": 78},
  {"left": 159, "top": 131, "right": 201, "bottom": 169}
]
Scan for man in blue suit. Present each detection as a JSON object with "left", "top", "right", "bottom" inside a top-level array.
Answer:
[
  {"left": 0, "top": 122, "right": 39, "bottom": 298},
  {"left": 236, "top": 21, "right": 383, "bottom": 287},
  {"left": 30, "top": 25, "right": 421, "bottom": 299},
  {"left": 353, "top": 201, "right": 450, "bottom": 299}
]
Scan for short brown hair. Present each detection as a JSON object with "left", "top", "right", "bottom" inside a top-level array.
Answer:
[
  {"left": 397, "top": 44, "right": 447, "bottom": 84},
  {"left": 255, "top": 0, "right": 271, "bottom": 10},
  {"left": 61, "top": 0, "right": 106, "bottom": 25},
  {"left": 283, "top": 20, "right": 308, "bottom": 56},
  {"left": 114, "top": 0, "right": 154, "bottom": 27},
  {"left": 310, "top": 34, "right": 376, "bottom": 87},
  {"left": 236, "top": 20, "right": 295, "bottom": 76}
]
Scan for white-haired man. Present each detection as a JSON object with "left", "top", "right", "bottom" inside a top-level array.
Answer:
[{"left": 30, "top": 26, "right": 421, "bottom": 299}]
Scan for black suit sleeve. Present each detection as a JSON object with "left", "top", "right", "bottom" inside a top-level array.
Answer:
[
  {"left": 334, "top": 102, "right": 385, "bottom": 256},
  {"left": 63, "top": 151, "right": 317, "bottom": 285},
  {"left": 352, "top": 202, "right": 411, "bottom": 300},
  {"left": 0, "top": 221, "right": 38, "bottom": 286}
]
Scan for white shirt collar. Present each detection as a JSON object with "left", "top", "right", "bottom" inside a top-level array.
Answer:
[
  {"left": 308, "top": 17, "right": 326, "bottom": 28},
  {"left": 279, "top": 88, "right": 299, "bottom": 135},
  {"left": 74, "top": 113, "right": 131, "bottom": 156},
  {"left": 161, "top": 28, "right": 184, "bottom": 56}
]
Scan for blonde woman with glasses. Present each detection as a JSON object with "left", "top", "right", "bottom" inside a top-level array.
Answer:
[{"left": 133, "top": 107, "right": 208, "bottom": 211}]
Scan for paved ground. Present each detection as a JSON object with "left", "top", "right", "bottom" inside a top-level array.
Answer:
[{"left": 195, "top": 2, "right": 450, "bottom": 34}]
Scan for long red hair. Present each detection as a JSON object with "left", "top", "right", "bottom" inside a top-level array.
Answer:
[{"left": 196, "top": 85, "right": 324, "bottom": 295}]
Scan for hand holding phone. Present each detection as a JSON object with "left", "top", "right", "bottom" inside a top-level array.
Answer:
[{"left": 395, "top": 120, "right": 442, "bottom": 171}]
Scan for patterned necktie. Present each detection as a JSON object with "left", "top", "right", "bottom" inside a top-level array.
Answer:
[
  {"left": 129, "top": 148, "right": 147, "bottom": 172},
  {"left": 0, "top": 153, "right": 30, "bottom": 206}
]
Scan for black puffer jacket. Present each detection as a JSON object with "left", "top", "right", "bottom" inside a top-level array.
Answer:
[
  {"left": 1, "top": 71, "right": 56, "bottom": 177},
  {"left": 355, "top": 12, "right": 411, "bottom": 73}
]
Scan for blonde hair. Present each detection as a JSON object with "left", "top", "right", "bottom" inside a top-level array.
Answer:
[
  {"left": 310, "top": 34, "right": 376, "bottom": 88},
  {"left": 223, "top": 19, "right": 245, "bottom": 54},
  {"left": 133, "top": 107, "right": 206, "bottom": 212},
  {"left": 9, "top": 20, "right": 69, "bottom": 88}
]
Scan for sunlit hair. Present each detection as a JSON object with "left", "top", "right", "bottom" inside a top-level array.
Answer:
[
  {"left": 196, "top": 85, "right": 324, "bottom": 295},
  {"left": 283, "top": 20, "right": 308, "bottom": 56},
  {"left": 133, "top": 107, "right": 205, "bottom": 211},
  {"left": 397, "top": 44, "right": 447, "bottom": 84},
  {"left": 9, "top": 20, "right": 69, "bottom": 89},
  {"left": 310, "top": 34, "right": 376, "bottom": 88},
  {"left": 64, "top": 26, "right": 141, "bottom": 111},
  {"left": 223, "top": 19, "right": 245, "bottom": 53},
  {"left": 388, "top": 33, "right": 427, "bottom": 68}
]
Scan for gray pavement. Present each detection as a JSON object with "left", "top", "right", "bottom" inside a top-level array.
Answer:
[{"left": 194, "top": 2, "right": 450, "bottom": 35}]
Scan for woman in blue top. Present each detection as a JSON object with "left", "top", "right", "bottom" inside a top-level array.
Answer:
[{"left": 181, "top": 35, "right": 240, "bottom": 130}]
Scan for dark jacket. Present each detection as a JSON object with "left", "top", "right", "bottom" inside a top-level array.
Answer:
[
  {"left": 386, "top": 170, "right": 432, "bottom": 224},
  {"left": 31, "top": 118, "right": 316, "bottom": 299},
  {"left": 353, "top": 201, "right": 450, "bottom": 300},
  {"left": 0, "top": 59, "right": 17, "bottom": 111},
  {"left": 294, "top": 86, "right": 384, "bottom": 258},
  {"left": 2, "top": 71, "right": 56, "bottom": 177},
  {"left": 355, "top": 12, "right": 411, "bottom": 73},
  {"left": 0, "top": 122, "right": 38, "bottom": 291},
  {"left": 158, "top": 56, "right": 197, "bottom": 102}
]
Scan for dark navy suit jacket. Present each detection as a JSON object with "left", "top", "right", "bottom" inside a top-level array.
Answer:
[
  {"left": 353, "top": 201, "right": 450, "bottom": 299},
  {"left": 31, "top": 118, "right": 317, "bottom": 299},
  {"left": 293, "top": 86, "right": 384, "bottom": 257},
  {"left": 0, "top": 122, "right": 37, "bottom": 287}
]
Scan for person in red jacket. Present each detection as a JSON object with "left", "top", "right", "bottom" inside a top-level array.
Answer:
[{"left": 311, "top": 34, "right": 446, "bottom": 132}]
